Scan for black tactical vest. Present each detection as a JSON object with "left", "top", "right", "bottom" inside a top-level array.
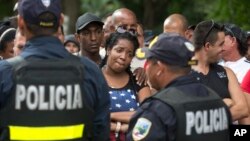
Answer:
[
  {"left": 153, "top": 85, "right": 231, "bottom": 141},
  {"left": 0, "top": 56, "right": 94, "bottom": 141}
]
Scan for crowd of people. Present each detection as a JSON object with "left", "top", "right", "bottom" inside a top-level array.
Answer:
[{"left": 0, "top": 0, "right": 250, "bottom": 141}]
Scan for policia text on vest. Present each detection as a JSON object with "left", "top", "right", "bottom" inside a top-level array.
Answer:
[
  {"left": 186, "top": 107, "right": 228, "bottom": 135},
  {"left": 15, "top": 84, "right": 82, "bottom": 110},
  {"left": 153, "top": 86, "right": 231, "bottom": 141},
  {"left": 0, "top": 57, "right": 94, "bottom": 141}
]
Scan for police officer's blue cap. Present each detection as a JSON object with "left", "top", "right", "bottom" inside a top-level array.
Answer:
[
  {"left": 18, "top": 0, "right": 61, "bottom": 28},
  {"left": 76, "top": 13, "right": 104, "bottom": 33},
  {"left": 137, "top": 33, "right": 197, "bottom": 67}
]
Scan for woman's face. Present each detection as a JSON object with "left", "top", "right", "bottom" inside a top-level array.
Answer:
[
  {"left": 0, "top": 40, "right": 14, "bottom": 59},
  {"left": 107, "top": 39, "right": 134, "bottom": 73}
]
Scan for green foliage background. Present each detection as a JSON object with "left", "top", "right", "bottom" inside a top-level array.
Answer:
[{"left": 0, "top": 0, "right": 249, "bottom": 33}]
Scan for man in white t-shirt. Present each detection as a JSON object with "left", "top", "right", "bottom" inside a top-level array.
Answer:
[{"left": 219, "top": 23, "right": 249, "bottom": 83}]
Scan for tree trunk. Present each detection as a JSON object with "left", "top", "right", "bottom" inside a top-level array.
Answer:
[
  {"left": 62, "top": 0, "right": 81, "bottom": 34},
  {"left": 143, "top": 0, "right": 169, "bottom": 32}
]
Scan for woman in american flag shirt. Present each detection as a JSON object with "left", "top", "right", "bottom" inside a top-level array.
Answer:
[{"left": 100, "top": 31, "right": 151, "bottom": 141}]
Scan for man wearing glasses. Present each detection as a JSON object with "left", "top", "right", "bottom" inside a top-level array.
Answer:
[{"left": 111, "top": 8, "right": 138, "bottom": 36}]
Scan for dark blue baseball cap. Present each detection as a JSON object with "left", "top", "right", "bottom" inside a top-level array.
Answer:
[
  {"left": 18, "top": 0, "right": 61, "bottom": 28},
  {"left": 136, "top": 33, "right": 197, "bottom": 67}
]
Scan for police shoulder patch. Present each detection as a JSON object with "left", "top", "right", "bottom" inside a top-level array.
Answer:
[{"left": 132, "top": 117, "right": 152, "bottom": 140}]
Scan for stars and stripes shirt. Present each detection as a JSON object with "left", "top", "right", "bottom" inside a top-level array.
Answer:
[{"left": 109, "top": 76, "right": 142, "bottom": 112}]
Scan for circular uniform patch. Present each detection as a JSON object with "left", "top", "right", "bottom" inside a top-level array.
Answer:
[
  {"left": 184, "top": 42, "right": 195, "bottom": 52},
  {"left": 132, "top": 118, "right": 152, "bottom": 140}
]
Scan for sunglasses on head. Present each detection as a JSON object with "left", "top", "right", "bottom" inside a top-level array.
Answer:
[
  {"left": 203, "top": 20, "right": 215, "bottom": 46},
  {"left": 203, "top": 20, "right": 224, "bottom": 46},
  {"left": 116, "top": 25, "right": 138, "bottom": 36},
  {"left": 224, "top": 26, "right": 235, "bottom": 38}
]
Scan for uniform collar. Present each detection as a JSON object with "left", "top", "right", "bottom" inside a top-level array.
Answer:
[
  {"left": 20, "top": 36, "right": 70, "bottom": 59},
  {"left": 164, "top": 73, "right": 198, "bottom": 88}
]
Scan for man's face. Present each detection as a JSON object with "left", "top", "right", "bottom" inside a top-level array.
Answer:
[
  {"left": 77, "top": 22, "right": 103, "bottom": 55},
  {"left": 113, "top": 14, "right": 138, "bottom": 34},
  {"left": 207, "top": 31, "right": 225, "bottom": 63},
  {"left": 221, "top": 35, "right": 236, "bottom": 61}
]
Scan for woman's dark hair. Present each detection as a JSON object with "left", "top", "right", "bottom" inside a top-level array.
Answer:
[
  {"left": 0, "top": 20, "right": 16, "bottom": 51},
  {"left": 100, "top": 32, "right": 139, "bottom": 72},
  {"left": 193, "top": 20, "right": 224, "bottom": 51}
]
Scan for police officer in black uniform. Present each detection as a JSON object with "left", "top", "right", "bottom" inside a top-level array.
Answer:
[
  {"left": 126, "top": 33, "right": 231, "bottom": 141},
  {"left": 0, "top": 0, "right": 110, "bottom": 141}
]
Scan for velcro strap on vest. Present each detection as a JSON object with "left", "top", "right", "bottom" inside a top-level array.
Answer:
[{"left": 9, "top": 124, "right": 84, "bottom": 140}]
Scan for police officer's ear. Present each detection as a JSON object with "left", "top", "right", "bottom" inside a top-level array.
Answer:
[
  {"left": 156, "top": 61, "right": 165, "bottom": 76},
  {"left": 59, "top": 13, "right": 64, "bottom": 27},
  {"left": 17, "top": 15, "right": 25, "bottom": 36}
]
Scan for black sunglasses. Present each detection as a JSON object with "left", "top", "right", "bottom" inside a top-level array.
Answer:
[{"left": 116, "top": 25, "right": 138, "bottom": 36}]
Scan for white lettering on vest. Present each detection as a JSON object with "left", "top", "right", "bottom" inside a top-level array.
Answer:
[
  {"left": 186, "top": 107, "right": 228, "bottom": 135},
  {"left": 15, "top": 84, "right": 82, "bottom": 110},
  {"left": 26, "top": 85, "right": 39, "bottom": 110}
]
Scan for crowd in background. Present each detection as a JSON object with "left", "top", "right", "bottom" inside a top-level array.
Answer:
[{"left": 1, "top": 1, "right": 250, "bottom": 141}]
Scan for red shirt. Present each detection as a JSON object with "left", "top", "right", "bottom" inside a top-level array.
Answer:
[{"left": 241, "top": 69, "right": 250, "bottom": 93}]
